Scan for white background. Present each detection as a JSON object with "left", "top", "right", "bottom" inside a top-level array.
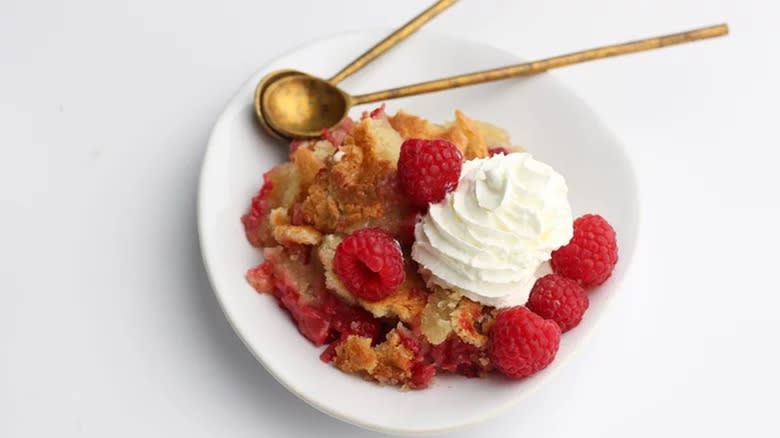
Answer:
[{"left": 1, "top": 0, "right": 778, "bottom": 436}]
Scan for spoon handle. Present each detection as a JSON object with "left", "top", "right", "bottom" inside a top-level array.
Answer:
[
  {"left": 351, "top": 23, "right": 729, "bottom": 105},
  {"left": 329, "top": 0, "right": 459, "bottom": 84}
]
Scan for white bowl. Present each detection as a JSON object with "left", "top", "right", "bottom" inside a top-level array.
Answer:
[{"left": 198, "top": 30, "right": 639, "bottom": 435}]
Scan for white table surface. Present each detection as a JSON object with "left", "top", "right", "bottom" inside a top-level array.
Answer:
[{"left": 2, "top": 0, "right": 778, "bottom": 436}]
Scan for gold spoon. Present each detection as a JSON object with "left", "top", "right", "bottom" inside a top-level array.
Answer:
[
  {"left": 261, "top": 23, "right": 729, "bottom": 140},
  {"left": 254, "top": 70, "right": 309, "bottom": 139},
  {"left": 253, "top": 0, "right": 459, "bottom": 139}
]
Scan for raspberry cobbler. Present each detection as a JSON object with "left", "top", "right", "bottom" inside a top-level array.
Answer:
[{"left": 242, "top": 106, "right": 618, "bottom": 389}]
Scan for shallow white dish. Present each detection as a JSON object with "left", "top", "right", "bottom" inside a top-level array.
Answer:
[{"left": 198, "top": 30, "right": 639, "bottom": 435}]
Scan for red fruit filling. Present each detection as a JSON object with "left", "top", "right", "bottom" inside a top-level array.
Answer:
[
  {"left": 241, "top": 173, "right": 274, "bottom": 247},
  {"left": 430, "top": 336, "right": 485, "bottom": 378}
]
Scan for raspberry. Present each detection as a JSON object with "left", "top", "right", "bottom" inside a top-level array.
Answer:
[
  {"left": 551, "top": 214, "right": 618, "bottom": 287},
  {"left": 488, "top": 146, "right": 512, "bottom": 156},
  {"left": 527, "top": 274, "right": 589, "bottom": 332},
  {"left": 488, "top": 307, "right": 560, "bottom": 379},
  {"left": 397, "top": 139, "right": 463, "bottom": 207},
  {"left": 333, "top": 228, "right": 405, "bottom": 301}
]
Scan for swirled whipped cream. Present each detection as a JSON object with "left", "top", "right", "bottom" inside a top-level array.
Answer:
[{"left": 412, "top": 152, "right": 573, "bottom": 308}]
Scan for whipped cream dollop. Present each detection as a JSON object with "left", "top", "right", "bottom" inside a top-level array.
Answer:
[{"left": 412, "top": 152, "right": 573, "bottom": 308}]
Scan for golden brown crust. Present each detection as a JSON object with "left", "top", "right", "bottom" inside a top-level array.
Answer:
[
  {"left": 269, "top": 207, "right": 322, "bottom": 246},
  {"left": 300, "top": 119, "right": 398, "bottom": 234},
  {"left": 388, "top": 109, "right": 490, "bottom": 160},
  {"left": 272, "top": 225, "right": 322, "bottom": 246},
  {"left": 333, "top": 335, "right": 378, "bottom": 373},
  {"left": 268, "top": 207, "right": 289, "bottom": 228},
  {"left": 292, "top": 145, "right": 327, "bottom": 192},
  {"left": 301, "top": 182, "right": 342, "bottom": 232},
  {"left": 372, "top": 330, "right": 416, "bottom": 386},
  {"left": 452, "top": 110, "right": 489, "bottom": 159},
  {"left": 332, "top": 329, "right": 417, "bottom": 388},
  {"left": 359, "top": 283, "right": 427, "bottom": 324},
  {"left": 364, "top": 261, "right": 427, "bottom": 323},
  {"left": 388, "top": 110, "right": 442, "bottom": 141},
  {"left": 251, "top": 109, "right": 507, "bottom": 249}
]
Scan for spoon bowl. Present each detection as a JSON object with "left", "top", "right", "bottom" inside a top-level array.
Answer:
[
  {"left": 262, "top": 74, "right": 350, "bottom": 138},
  {"left": 253, "top": 69, "right": 308, "bottom": 140}
]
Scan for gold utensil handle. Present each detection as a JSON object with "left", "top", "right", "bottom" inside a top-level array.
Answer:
[
  {"left": 329, "top": 0, "right": 459, "bottom": 84},
  {"left": 352, "top": 23, "right": 729, "bottom": 104}
]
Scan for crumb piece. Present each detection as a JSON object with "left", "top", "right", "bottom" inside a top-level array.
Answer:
[
  {"left": 333, "top": 335, "right": 378, "bottom": 373},
  {"left": 366, "top": 117, "right": 403, "bottom": 165},
  {"left": 269, "top": 207, "right": 289, "bottom": 227},
  {"left": 300, "top": 122, "right": 396, "bottom": 233},
  {"left": 389, "top": 110, "right": 495, "bottom": 159},
  {"left": 332, "top": 329, "right": 419, "bottom": 388},
  {"left": 311, "top": 140, "right": 336, "bottom": 161},
  {"left": 372, "top": 329, "right": 417, "bottom": 386},
  {"left": 273, "top": 225, "right": 322, "bottom": 246},
  {"left": 269, "top": 207, "right": 322, "bottom": 246},
  {"left": 292, "top": 146, "right": 327, "bottom": 191},
  {"left": 451, "top": 110, "right": 488, "bottom": 159},
  {"left": 474, "top": 119, "right": 511, "bottom": 147},
  {"left": 359, "top": 285, "right": 426, "bottom": 324}
]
